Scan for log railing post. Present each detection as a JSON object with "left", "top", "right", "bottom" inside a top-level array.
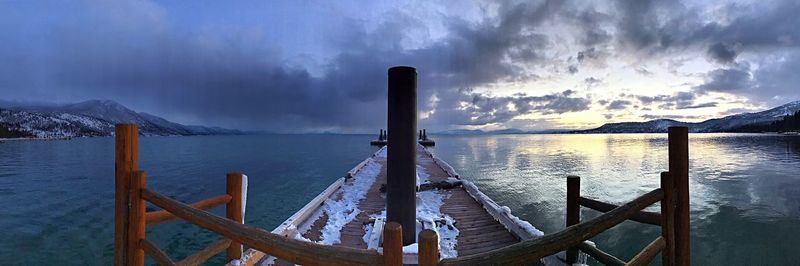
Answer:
[
  {"left": 566, "top": 175, "right": 581, "bottom": 264},
  {"left": 419, "top": 229, "right": 439, "bottom": 266},
  {"left": 127, "top": 171, "right": 146, "bottom": 266},
  {"left": 668, "top": 127, "right": 689, "bottom": 266},
  {"left": 115, "top": 124, "right": 138, "bottom": 266},
  {"left": 226, "top": 172, "right": 244, "bottom": 261},
  {"left": 383, "top": 222, "right": 403, "bottom": 266},
  {"left": 661, "top": 172, "right": 676, "bottom": 266}
]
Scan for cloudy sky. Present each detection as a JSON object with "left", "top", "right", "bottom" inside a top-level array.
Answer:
[{"left": 1, "top": 0, "right": 799, "bottom": 132}]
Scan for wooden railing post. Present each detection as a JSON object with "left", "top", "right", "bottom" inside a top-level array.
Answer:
[
  {"left": 661, "top": 172, "right": 676, "bottom": 266},
  {"left": 383, "top": 222, "right": 403, "bottom": 266},
  {"left": 668, "top": 127, "right": 690, "bottom": 266},
  {"left": 115, "top": 124, "right": 138, "bottom": 266},
  {"left": 226, "top": 172, "right": 244, "bottom": 261},
  {"left": 419, "top": 229, "right": 439, "bottom": 266},
  {"left": 566, "top": 175, "right": 581, "bottom": 264},
  {"left": 127, "top": 171, "right": 146, "bottom": 266}
]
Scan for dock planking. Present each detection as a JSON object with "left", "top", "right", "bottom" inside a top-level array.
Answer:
[{"left": 298, "top": 145, "right": 521, "bottom": 258}]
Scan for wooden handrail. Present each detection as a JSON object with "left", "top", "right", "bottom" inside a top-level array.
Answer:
[
  {"left": 141, "top": 188, "right": 384, "bottom": 265},
  {"left": 626, "top": 236, "right": 665, "bottom": 266},
  {"left": 439, "top": 188, "right": 664, "bottom": 265},
  {"left": 578, "top": 196, "right": 662, "bottom": 226},
  {"left": 576, "top": 241, "right": 625, "bottom": 266},
  {"left": 146, "top": 194, "right": 232, "bottom": 225},
  {"left": 140, "top": 239, "right": 176, "bottom": 266},
  {"left": 176, "top": 239, "right": 232, "bottom": 266}
]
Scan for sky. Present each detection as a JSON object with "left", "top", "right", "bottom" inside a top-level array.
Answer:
[{"left": 1, "top": 0, "right": 800, "bottom": 133}]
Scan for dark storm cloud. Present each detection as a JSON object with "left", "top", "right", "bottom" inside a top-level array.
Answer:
[
  {"left": 635, "top": 66, "right": 654, "bottom": 76},
  {"left": 606, "top": 100, "right": 631, "bottom": 110},
  {"left": 615, "top": 0, "right": 800, "bottom": 60},
  {"left": 0, "top": 0, "right": 574, "bottom": 131},
  {"left": 707, "top": 43, "right": 740, "bottom": 64},
  {"left": 4, "top": 0, "right": 800, "bottom": 131},
  {"left": 562, "top": 8, "right": 613, "bottom": 47},
  {"left": 680, "top": 102, "right": 718, "bottom": 109},
  {"left": 427, "top": 89, "right": 590, "bottom": 125},
  {"left": 634, "top": 91, "right": 700, "bottom": 110},
  {"left": 694, "top": 65, "right": 752, "bottom": 93},
  {"left": 584, "top": 77, "right": 602, "bottom": 88}
]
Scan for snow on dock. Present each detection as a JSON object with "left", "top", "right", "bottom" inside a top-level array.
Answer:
[{"left": 261, "top": 145, "right": 542, "bottom": 265}]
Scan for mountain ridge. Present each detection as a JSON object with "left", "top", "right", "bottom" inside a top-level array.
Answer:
[
  {"left": 0, "top": 99, "right": 241, "bottom": 138},
  {"left": 576, "top": 100, "right": 800, "bottom": 133}
]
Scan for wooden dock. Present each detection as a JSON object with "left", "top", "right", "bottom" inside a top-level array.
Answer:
[
  {"left": 251, "top": 143, "right": 539, "bottom": 265},
  {"left": 296, "top": 145, "right": 520, "bottom": 255},
  {"left": 113, "top": 124, "right": 690, "bottom": 266}
]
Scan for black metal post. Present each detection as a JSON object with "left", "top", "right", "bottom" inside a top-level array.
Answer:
[{"left": 387, "top": 66, "right": 417, "bottom": 245}]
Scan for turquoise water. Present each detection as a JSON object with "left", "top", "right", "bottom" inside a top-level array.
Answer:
[{"left": 1, "top": 134, "right": 798, "bottom": 265}]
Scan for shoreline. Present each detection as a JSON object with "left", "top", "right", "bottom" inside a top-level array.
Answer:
[{"left": 0, "top": 137, "right": 73, "bottom": 142}]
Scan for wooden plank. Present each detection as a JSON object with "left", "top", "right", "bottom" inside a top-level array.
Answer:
[
  {"left": 146, "top": 195, "right": 232, "bottom": 225},
  {"left": 455, "top": 224, "right": 507, "bottom": 233},
  {"left": 577, "top": 241, "right": 625, "bottom": 266},
  {"left": 456, "top": 237, "right": 518, "bottom": 251},
  {"left": 626, "top": 236, "right": 665, "bottom": 266},
  {"left": 367, "top": 218, "right": 385, "bottom": 250},
  {"left": 141, "top": 189, "right": 383, "bottom": 265},
  {"left": 140, "top": 239, "right": 176, "bottom": 266},
  {"left": 114, "top": 124, "right": 138, "bottom": 266},
  {"left": 439, "top": 188, "right": 664, "bottom": 265},
  {"left": 578, "top": 196, "right": 662, "bottom": 226},
  {"left": 461, "top": 181, "right": 539, "bottom": 241},
  {"left": 456, "top": 230, "right": 518, "bottom": 243},
  {"left": 417, "top": 147, "right": 459, "bottom": 178},
  {"left": 176, "top": 239, "right": 232, "bottom": 266}
]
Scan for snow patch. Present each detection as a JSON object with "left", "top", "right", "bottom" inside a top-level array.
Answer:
[
  {"left": 298, "top": 159, "right": 381, "bottom": 245},
  {"left": 241, "top": 174, "right": 248, "bottom": 221},
  {"left": 463, "top": 181, "right": 544, "bottom": 238},
  {"left": 499, "top": 206, "right": 544, "bottom": 237},
  {"left": 374, "top": 146, "right": 387, "bottom": 158},
  {"left": 364, "top": 165, "right": 460, "bottom": 258}
]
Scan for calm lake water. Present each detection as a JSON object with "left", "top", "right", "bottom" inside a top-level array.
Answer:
[{"left": 1, "top": 133, "right": 798, "bottom": 265}]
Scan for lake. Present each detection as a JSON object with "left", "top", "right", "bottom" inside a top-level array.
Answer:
[{"left": 1, "top": 133, "right": 798, "bottom": 265}]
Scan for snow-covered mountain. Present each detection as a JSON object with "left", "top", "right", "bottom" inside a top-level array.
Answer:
[
  {"left": 579, "top": 100, "right": 800, "bottom": 133},
  {"left": 0, "top": 100, "right": 241, "bottom": 138}
]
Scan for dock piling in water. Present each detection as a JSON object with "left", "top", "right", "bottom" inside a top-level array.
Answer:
[
  {"left": 668, "top": 127, "right": 690, "bottom": 266},
  {"left": 386, "top": 66, "right": 417, "bottom": 245}
]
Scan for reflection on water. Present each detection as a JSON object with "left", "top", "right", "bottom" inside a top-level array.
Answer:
[{"left": 430, "top": 133, "right": 800, "bottom": 265}]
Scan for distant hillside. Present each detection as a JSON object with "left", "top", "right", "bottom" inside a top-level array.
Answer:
[
  {"left": 0, "top": 100, "right": 242, "bottom": 138},
  {"left": 729, "top": 110, "right": 800, "bottom": 132},
  {"left": 577, "top": 100, "right": 800, "bottom": 133}
]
